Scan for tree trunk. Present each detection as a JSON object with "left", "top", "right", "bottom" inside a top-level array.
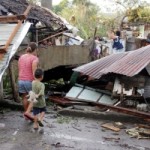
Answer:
[{"left": 41, "top": 0, "right": 52, "bottom": 10}]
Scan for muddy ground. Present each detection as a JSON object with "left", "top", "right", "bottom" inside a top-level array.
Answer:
[{"left": 0, "top": 106, "right": 150, "bottom": 150}]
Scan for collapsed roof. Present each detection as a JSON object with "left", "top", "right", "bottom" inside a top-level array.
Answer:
[
  {"left": 73, "top": 45, "right": 150, "bottom": 79},
  {"left": 0, "top": 0, "right": 68, "bottom": 31}
]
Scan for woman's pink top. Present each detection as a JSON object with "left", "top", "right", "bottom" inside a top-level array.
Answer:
[{"left": 18, "top": 54, "right": 38, "bottom": 81}]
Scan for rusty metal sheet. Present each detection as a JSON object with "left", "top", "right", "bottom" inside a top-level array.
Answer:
[{"left": 73, "top": 45, "right": 150, "bottom": 79}]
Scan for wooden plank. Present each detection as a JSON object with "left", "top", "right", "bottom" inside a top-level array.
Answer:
[
  {"left": 0, "top": 15, "right": 26, "bottom": 23},
  {"left": 137, "top": 124, "right": 150, "bottom": 129},
  {"left": 101, "top": 123, "right": 120, "bottom": 132},
  {"left": 63, "top": 34, "right": 80, "bottom": 41},
  {"left": 23, "top": 5, "right": 32, "bottom": 17}
]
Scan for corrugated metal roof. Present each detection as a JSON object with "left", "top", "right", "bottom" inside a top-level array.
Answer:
[
  {"left": 0, "top": 22, "right": 31, "bottom": 81},
  {"left": 73, "top": 45, "right": 150, "bottom": 79}
]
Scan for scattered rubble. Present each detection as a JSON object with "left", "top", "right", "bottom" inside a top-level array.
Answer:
[{"left": 126, "top": 127, "right": 150, "bottom": 139}]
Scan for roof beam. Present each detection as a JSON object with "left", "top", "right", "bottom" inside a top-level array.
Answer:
[
  {"left": 0, "top": 15, "right": 26, "bottom": 23},
  {"left": 38, "top": 29, "right": 68, "bottom": 43}
]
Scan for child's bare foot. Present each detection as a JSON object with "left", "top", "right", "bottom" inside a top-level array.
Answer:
[{"left": 33, "top": 124, "right": 39, "bottom": 130}]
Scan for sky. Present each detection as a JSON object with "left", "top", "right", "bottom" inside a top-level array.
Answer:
[
  {"left": 52, "top": 0, "right": 122, "bottom": 13},
  {"left": 52, "top": 0, "right": 108, "bottom": 5},
  {"left": 53, "top": 0, "right": 115, "bottom": 7}
]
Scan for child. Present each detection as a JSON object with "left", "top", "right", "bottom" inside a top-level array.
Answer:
[
  {"left": 32, "top": 69, "right": 46, "bottom": 130},
  {"left": 108, "top": 30, "right": 124, "bottom": 54}
]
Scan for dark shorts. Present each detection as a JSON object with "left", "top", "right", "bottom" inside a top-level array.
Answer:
[
  {"left": 18, "top": 80, "right": 32, "bottom": 95},
  {"left": 33, "top": 107, "right": 46, "bottom": 116}
]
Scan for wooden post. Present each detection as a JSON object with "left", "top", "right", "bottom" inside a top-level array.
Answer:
[
  {"left": 0, "top": 79, "right": 3, "bottom": 101},
  {"left": 120, "top": 83, "right": 124, "bottom": 102},
  {"left": 8, "top": 60, "right": 20, "bottom": 102}
]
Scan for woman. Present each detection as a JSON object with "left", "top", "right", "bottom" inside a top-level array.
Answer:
[{"left": 18, "top": 42, "right": 39, "bottom": 120}]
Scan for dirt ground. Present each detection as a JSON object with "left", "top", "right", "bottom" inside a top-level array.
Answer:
[{"left": 0, "top": 107, "right": 150, "bottom": 150}]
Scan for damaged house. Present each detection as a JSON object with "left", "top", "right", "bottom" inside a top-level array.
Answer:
[
  {"left": 0, "top": 0, "right": 91, "bottom": 101},
  {"left": 59, "top": 45, "right": 150, "bottom": 119}
]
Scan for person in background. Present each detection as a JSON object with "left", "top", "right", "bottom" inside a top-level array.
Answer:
[
  {"left": 146, "top": 33, "right": 150, "bottom": 45},
  {"left": 108, "top": 30, "right": 124, "bottom": 54},
  {"left": 95, "top": 36, "right": 101, "bottom": 59},
  {"left": 18, "top": 42, "right": 39, "bottom": 120},
  {"left": 91, "top": 36, "right": 101, "bottom": 60},
  {"left": 32, "top": 69, "right": 46, "bottom": 130}
]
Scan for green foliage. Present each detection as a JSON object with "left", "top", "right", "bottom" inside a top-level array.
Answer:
[
  {"left": 53, "top": 0, "right": 69, "bottom": 14},
  {"left": 53, "top": 0, "right": 112, "bottom": 38},
  {"left": 128, "top": 6, "right": 150, "bottom": 23},
  {"left": 115, "top": 0, "right": 147, "bottom": 10},
  {"left": 114, "top": 0, "right": 150, "bottom": 28}
]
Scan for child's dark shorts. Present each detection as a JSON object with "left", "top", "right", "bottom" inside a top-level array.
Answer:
[{"left": 33, "top": 107, "right": 46, "bottom": 115}]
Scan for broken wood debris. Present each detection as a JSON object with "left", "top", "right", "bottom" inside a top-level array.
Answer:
[
  {"left": 94, "top": 101, "right": 150, "bottom": 120},
  {"left": 102, "top": 137, "right": 120, "bottom": 141},
  {"left": 72, "top": 126, "right": 81, "bottom": 131},
  {"left": 48, "top": 94, "right": 150, "bottom": 120},
  {"left": 101, "top": 123, "right": 121, "bottom": 132},
  {"left": 137, "top": 124, "right": 150, "bottom": 129},
  {"left": 51, "top": 142, "right": 74, "bottom": 148},
  {"left": 49, "top": 96, "right": 88, "bottom": 106}
]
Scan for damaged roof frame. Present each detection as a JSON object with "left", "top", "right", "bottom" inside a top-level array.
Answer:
[
  {"left": 0, "top": 5, "right": 31, "bottom": 53},
  {"left": 0, "top": 0, "right": 69, "bottom": 32}
]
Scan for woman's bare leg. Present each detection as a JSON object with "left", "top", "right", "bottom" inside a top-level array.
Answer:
[
  {"left": 22, "top": 93, "right": 29, "bottom": 112},
  {"left": 22, "top": 94, "right": 34, "bottom": 119}
]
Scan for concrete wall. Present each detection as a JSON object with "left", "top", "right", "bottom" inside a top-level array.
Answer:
[{"left": 38, "top": 45, "right": 90, "bottom": 71}]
